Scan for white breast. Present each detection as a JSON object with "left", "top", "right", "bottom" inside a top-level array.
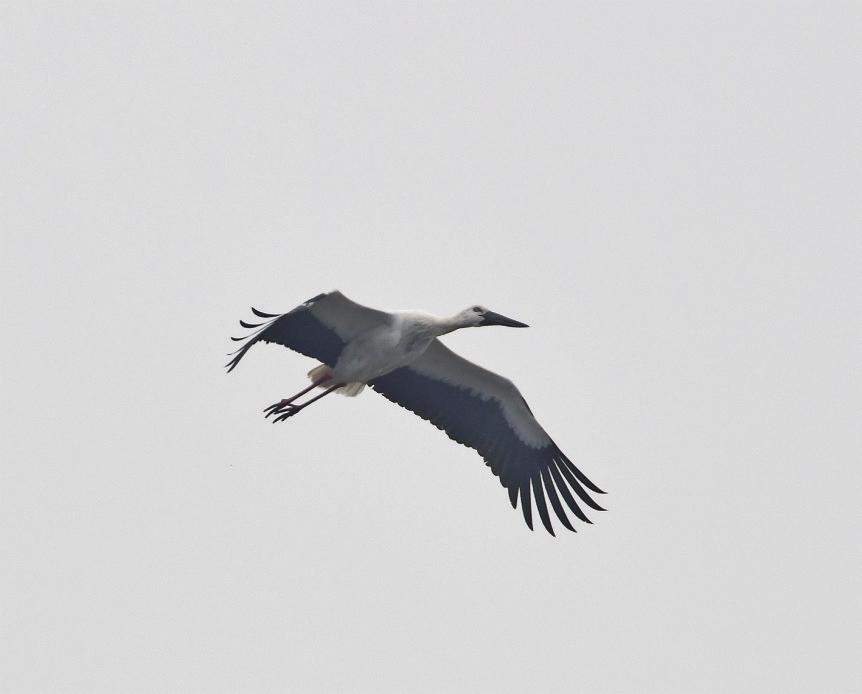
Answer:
[{"left": 332, "top": 314, "right": 435, "bottom": 384}]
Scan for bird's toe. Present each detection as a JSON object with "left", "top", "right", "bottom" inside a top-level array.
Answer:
[
  {"left": 272, "top": 405, "right": 300, "bottom": 423},
  {"left": 263, "top": 399, "right": 290, "bottom": 417}
]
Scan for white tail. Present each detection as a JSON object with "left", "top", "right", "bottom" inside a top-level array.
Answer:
[
  {"left": 337, "top": 382, "right": 366, "bottom": 397},
  {"left": 307, "top": 364, "right": 332, "bottom": 384},
  {"left": 307, "top": 364, "right": 365, "bottom": 397}
]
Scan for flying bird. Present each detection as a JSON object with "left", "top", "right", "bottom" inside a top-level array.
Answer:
[{"left": 226, "top": 291, "right": 605, "bottom": 534}]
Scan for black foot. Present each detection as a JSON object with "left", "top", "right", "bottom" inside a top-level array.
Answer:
[
  {"left": 263, "top": 399, "right": 287, "bottom": 418},
  {"left": 272, "top": 405, "right": 302, "bottom": 422},
  {"left": 263, "top": 399, "right": 302, "bottom": 422}
]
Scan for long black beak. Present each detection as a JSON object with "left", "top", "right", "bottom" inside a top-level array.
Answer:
[{"left": 480, "top": 311, "right": 529, "bottom": 328}]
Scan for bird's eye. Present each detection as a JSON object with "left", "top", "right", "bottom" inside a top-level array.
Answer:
[{"left": 472, "top": 306, "right": 482, "bottom": 313}]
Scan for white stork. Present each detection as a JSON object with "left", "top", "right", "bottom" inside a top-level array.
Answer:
[{"left": 226, "top": 291, "right": 605, "bottom": 534}]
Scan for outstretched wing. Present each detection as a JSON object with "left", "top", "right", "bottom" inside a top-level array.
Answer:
[
  {"left": 226, "top": 291, "right": 391, "bottom": 372},
  {"left": 369, "top": 339, "right": 606, "bottom": 535}
]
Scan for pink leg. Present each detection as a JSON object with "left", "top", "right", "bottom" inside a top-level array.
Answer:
[
  {"left": 263, "top": 379, "right": 328, "bottom": 417},
  {"left": 268, "top": 384, "right": 341, "bottom": 422}
]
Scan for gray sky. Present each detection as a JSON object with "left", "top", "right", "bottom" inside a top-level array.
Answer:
[{"left": 2, "top": 3, "right": 860, "bottom": 693}]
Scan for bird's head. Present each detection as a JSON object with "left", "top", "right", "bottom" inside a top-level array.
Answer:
[{"left": 457, "top": 305, "right": 529, "bottom": 328}]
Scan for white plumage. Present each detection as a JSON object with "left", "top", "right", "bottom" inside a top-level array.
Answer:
[{"left": 227, "top": 290, "right": 605, "bottom": 535}]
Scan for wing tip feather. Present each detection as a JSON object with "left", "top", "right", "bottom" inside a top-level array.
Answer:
[
  {"left": 251, "top": 307, "right": 281, "bottom": 318},
  {"left": 520, "top": 483, "right": 533, "bottom": 530},
  {"left": 555, "top": 446, "right": 607, "bottom": 495},
  {"left": 540, "top": 466, "right": 576, "bottom": 533},
  {"left": 508, "top": 485, "right": 519, "bottom": 509},
  {"left": 531, "top": 472, "right": 556, "bottom": 536}
]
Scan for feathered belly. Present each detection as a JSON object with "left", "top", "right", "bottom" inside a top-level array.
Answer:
[{"left": 332, "top": 331, "right": 432, "bottom": 384}]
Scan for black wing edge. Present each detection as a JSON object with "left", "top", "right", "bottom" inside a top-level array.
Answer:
[
  {"left": 224, "top": 293, "right": 343, "bottom": 373},
  {"left": 506, "top": 444, "right": 607, "bottom": 536},
  {"left": 225, "top": 308, "right": 286, "bottom": 373},
  {"left": 369, "top": 369, "right": 606, "bottom": 536}
]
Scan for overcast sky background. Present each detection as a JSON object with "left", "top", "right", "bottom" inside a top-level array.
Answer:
[{"left": 2, "top": 3, "right": 860, "bottom": 693}]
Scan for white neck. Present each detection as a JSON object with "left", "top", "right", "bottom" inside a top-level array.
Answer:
[
  {"left": 398, "top": 310, "right": 476, "bottom": 339},
  {"left": 432, "top": 313, "right": 473, "bottom": 336}
]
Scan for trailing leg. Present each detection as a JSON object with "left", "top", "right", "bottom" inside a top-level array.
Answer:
[
  {"left": 267, "top": 384, "right": 342, "bottom": 422},
  {"left": 263, "top": 377, "right": 329, "bottom": 418}
]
